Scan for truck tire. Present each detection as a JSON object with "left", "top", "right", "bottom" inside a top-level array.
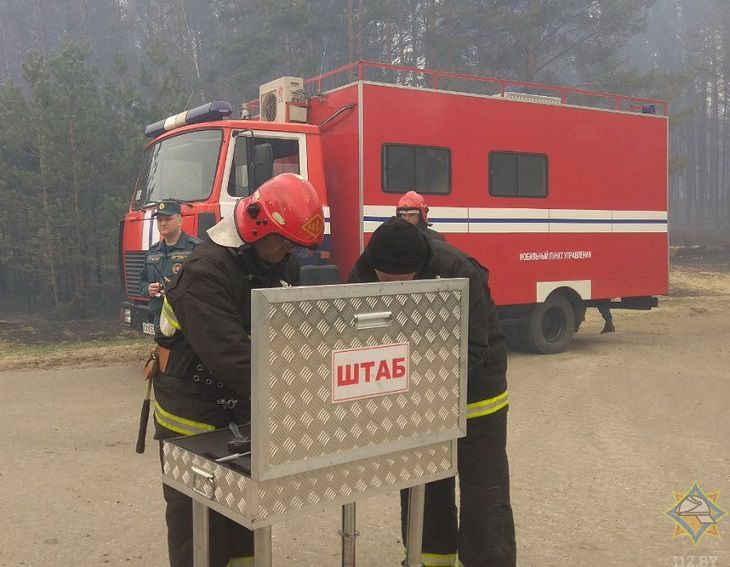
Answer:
[{"left": 520, "top": 294, "right": 575, "bottom": 354}]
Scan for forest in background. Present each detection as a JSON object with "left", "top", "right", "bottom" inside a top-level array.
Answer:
[{"left": 0, "top": 0, "right": 727, "bottom": 317}]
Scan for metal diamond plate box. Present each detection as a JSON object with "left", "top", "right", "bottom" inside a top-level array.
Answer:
[
  {"left": 162, "top": 278, "right": 468, "bottom": 528},
  {"left": 251, "top": 279, "right": 468, "bottom": 481}
]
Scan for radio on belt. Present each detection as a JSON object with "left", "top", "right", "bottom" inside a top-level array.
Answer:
[{"left": 161, "top": 279, "right": 469, "bottom": 566}]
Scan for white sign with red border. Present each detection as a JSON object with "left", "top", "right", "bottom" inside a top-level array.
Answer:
[{"left": 331, "top": 342, "right": 409, "bottom": 403}]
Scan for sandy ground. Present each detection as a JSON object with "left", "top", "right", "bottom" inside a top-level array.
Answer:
[{"left": 1, "top": 264, "right": 729, "bottom": 566}]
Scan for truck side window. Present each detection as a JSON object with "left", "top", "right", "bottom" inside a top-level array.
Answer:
[
  {"left": 489, "top": 152, "right": 547, "bottom": 198},
  {"left": 228, "top": 137, "right": 300, "bottom": 198},
  {"left": 382, "top": 144, "right": 451, "bottom": 195}
]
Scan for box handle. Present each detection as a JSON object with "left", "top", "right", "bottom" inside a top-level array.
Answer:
[
  {"left": 192, "top": 466, "right": 215, "bottom": 499},
  {"left": 353, "top": 311, "right": 392, "bottom": 330}
]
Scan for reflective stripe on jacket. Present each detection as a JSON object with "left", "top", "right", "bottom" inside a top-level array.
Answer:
[
  {"left": 422, "top": 552, "right": 457, "bottom": 566},
  {"left": 160, "top": 296, "right": 181, "bottom": 337},
  {"left": 466, "top": 390, "right": 509, "bottom": 419},
  {"left": 153, "top": 401, "right": 216, "bottom": 436},
  {"left": 225, "top": 558, "right": 255, "bottom": 566}
]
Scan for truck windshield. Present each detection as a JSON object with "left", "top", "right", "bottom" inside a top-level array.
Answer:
[{"left": 134, "top": 129, "right": 223, "bottom": 207}]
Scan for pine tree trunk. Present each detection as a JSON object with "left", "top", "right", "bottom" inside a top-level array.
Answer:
[
  {"left": 696, "top": 82, "right": 708, "bottom": 224},
  {"left": 709, "top": 41, "right": 720, "bottom": 226},
  {"left": 684, "top": 116, "right": 697, "bottom": 226},
  {"left": 720, "top": 75, "right": 730, "bottom": 222},
  {"left": 68, "top": 116, "right": 88, "bottom": 318},
  {"left": 37, "top": 131, "right": 61, "bottom": 309}
]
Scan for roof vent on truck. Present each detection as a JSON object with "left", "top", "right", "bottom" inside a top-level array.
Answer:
[{"left": 144, "top": 100, "right": 233, "bottom": 138}]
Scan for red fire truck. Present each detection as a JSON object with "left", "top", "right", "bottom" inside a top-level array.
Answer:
[{"left": 119, "top": 61, "right": 668, "bottom": 354}]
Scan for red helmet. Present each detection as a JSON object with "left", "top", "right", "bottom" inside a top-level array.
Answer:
[
  {"left": 396, "top": 190, "right": 429, "bottom": 224},
  {"left": 234, "top": 173, "right": 324, "bottom": 248}
]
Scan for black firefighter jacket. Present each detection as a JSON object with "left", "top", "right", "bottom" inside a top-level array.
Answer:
[
  {"left": 348, "top": 237, "right": 508, "bottom": 415},
  {"left": 153, "top": 240, "right": 300, "bottom": 439}
]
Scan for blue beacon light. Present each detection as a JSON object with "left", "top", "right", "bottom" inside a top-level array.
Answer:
[{"left": 144, "top": 100, "right": 234, "bottom": 138}]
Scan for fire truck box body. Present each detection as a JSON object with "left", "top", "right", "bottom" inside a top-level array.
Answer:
[
  {"left": 307, "top": 81, "right": 667, "bottom": 304},
  {"left": 120, "top": 61, "right": 668, "bottom": 352}
]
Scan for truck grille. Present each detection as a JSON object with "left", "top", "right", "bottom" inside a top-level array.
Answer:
[{"left": 124, "top": 252, "right": 147, "bottom": 297}]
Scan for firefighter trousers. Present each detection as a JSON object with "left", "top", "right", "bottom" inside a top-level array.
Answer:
[
  {"left": 159, "top": 443, "right": 254, "bottom": 567},
  {"left": 400, "top": 407, "right": 516, "bottom": 567}
]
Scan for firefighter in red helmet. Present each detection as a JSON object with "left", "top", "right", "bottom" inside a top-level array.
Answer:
[
  {"left": 396, "top": 190, "right": 445, "bottom": 241},
  {"left": 153, "top": 173, "right": 324, "bottom": 567}
]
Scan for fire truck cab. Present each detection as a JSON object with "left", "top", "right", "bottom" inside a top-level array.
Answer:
[{"left": 119, "top": 61, "right": 668, "bottom": 353}]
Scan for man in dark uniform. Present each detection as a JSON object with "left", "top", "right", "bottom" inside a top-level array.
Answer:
[
  {"left": 154, "top": 173, "right": 325, "bottom": 567},
  {"left": 396, "top": 190, "right": 445, "bottom": 241},
  {"left": 138, "top": 199, "right": 200, "bottom": 331},
  {"left": 597, "top": 303, "right": 616, "bottom": 333},
  {"left": 349, "top": 217, "right": 516, "bottom": 567}
]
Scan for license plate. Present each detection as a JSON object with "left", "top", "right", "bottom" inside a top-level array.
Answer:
[{"left": 142, "top": 322, "right": 155, "bottom": 335}]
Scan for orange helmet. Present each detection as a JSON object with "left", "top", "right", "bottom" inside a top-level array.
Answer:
[
  {"left": 234, "top": 173, "right": 324, "bottom": 248},
  {"left": 396, "top": 190, "right": 429, "bottom": 224}
]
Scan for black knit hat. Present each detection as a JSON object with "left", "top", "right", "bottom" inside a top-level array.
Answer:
[{"left": 366, "top": 217, "right": 428, "bottom": 274}]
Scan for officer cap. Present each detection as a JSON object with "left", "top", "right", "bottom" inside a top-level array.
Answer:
[{"left": 152, "top": 200, "right": 182, "bottom": 217}]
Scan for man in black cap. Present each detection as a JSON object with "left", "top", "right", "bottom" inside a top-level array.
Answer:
[
  {"left": 139, "top": 200, "right": 200, "bottom": 331},
  {"left": 349, "top": 217, "right": 516, "bottom": 567}
]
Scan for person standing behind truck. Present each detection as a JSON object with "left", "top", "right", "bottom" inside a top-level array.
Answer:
[
  {"left": 154, "top": 174, "right": 325, "bottom": 567},
  {"left": 396, "top": 190, "right": 446, "bottom": 241},
  {"left": 138, "top": 200, "right": 200, "bottom": 332},
  {"left": 597, "top": 302, "right": 616, "bottom": 333},
  {"left": 349, "top": 217, "right": 516, "bottom": 567}
]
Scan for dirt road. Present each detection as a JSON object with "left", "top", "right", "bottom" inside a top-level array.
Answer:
[{"left": 1, "top": 265, "right": 728, "bottom": 566}]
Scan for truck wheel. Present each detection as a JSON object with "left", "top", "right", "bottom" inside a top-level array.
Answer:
[{"left": 520, "top": 294, "right": 575, "bottom": 354}]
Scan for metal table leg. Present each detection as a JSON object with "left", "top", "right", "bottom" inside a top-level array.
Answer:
[
  {"left": 404, "top": 484, "right": 425, "bottom": 567},
  {"left": 192, "top": 499, "right": 210, "bottom": 567},
  {"left": 341, "top": 502, "right": 358, "bottom": 567},
  {"left": 254, "top": 525, "right": 273, "bottom": 567}
]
